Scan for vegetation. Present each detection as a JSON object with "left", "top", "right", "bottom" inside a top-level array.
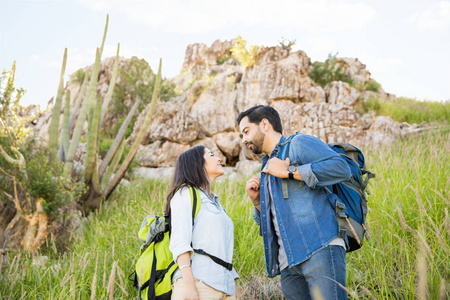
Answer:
[
  {"left": 109, "top": 57, "right": 176, "bottom": 138},
  {"left": 278, "top": 37, "right": 296, "bottom": 53},
  {"left": 363, "top": 96, "right": 450, "bottom": 124},
  {"left": 216, "top": 55, "right": 234, "bottom": 65},
  {"left": 365, "top": 79, "right": 381, "bottom": 93},
  {"left": 231, "top": 36, "right": 259, "bottom": 68},
  {"left": 309, "top": 53, "right": 353, "bottom": 87},
  {"left": 1, "top": 128, "right": 449, "bottom": 299},
  {"left": 0, "top": 15, "right": 164, "bottom": 253}
]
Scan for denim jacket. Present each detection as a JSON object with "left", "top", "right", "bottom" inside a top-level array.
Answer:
[{"left": 254, "top": 134, "right": 351, "bottom": 278}]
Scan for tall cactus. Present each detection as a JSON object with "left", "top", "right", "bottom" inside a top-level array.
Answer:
[
  {"left": 103, "top": 59, "right": 162, "bottom": 199},
  {"left": 84, "top": 92, "right": 102, "bottom": 183},
  {"left": 60, "top": 90, "right": 71, "bottom": 160},
  {"left": 64, "top": 47, "right": 102, "bottom": 176},
  {"left": 69, "top": 72, "right": 89, "bottom": 130},
  {"left": 101, "top": 43, "right": 120, "bottom": 120},
  {"left": 44, "top": 15, "right": 163, "bottom": 212},
  {"left": 48, "top": 48, "right": 67, "bottom": 164}
]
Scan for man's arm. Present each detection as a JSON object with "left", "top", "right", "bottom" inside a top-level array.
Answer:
[{"left": 264, "top": 135, "right": 351, "bottom": 188}]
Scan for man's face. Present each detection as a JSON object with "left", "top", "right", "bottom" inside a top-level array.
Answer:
[{"left": 239, "top": 116, "right": 265, "bottom": 154}]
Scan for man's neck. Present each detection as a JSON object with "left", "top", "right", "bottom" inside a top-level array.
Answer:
[{"left": 263, "top": 132, "right": 283, "bottom": 154}]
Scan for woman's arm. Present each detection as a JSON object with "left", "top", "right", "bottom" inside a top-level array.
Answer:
[{"left": 176, "top": 252, "right": 199, "bottom": 300}]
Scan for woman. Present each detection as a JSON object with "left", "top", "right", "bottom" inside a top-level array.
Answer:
[{"left": 165, "top": 145, "right": 239, "bottom": 300}]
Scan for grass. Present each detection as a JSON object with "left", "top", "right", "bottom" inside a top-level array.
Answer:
[
  {"left": 363, "top": 97, "right": 450, "bottom": 124},
  {"left": 1, "top": 128, "right": 449, "bottom": 299}
]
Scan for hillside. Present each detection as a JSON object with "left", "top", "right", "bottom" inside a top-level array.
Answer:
[{"left": 29, "top": 39, "right": 431, "bottom": 180}]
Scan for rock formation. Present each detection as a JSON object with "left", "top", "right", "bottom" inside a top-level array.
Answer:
[{"left": 32, "top": 39, "right": 424, "bottom": 179}]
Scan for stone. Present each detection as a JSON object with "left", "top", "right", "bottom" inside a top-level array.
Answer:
[
  {"left": 130, "top": 99, "right": 201, "bottom": 145},
  {"left": 213, "top": 132, "right": 241, "bottom": 162},
  {"left": 135, "top": 141, "right": 190, "bottom": 167},
  {"left": 129, "top": 167, "right": 175, "bottom": 180}
]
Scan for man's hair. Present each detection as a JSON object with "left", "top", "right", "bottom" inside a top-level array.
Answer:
[{"left": 237, "top": 105, "right": 283, "bottom": 134}]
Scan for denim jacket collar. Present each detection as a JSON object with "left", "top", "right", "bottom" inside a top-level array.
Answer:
[{"left": 261, "top": 135, "right": 288, "bottom": 164}]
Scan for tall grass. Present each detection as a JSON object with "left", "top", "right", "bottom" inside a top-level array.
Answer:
[
  {"left": 1, "top": 129, "right": 449, "bottom": 299},
  {"left": 363, "top": 97, "right": 450, "bottom": 124}
]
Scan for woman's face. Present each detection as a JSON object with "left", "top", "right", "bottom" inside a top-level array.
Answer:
[{"left": 203, "top": 148, "right": 224, "bottom": 180}]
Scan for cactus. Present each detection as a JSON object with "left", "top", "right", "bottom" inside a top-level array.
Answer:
[
  {"left": 48, "top": 48, "right": 67, "bottom": 164},
  {"left": 64, "top": 47, "right": 102, "bottom": 176},
  {"left": 46, "top": 14, "right": 162, "bottom": 209},
  {"left": 59, "top": 90, "right": 71, "bottom": 161},
  {"left": 103, "top": 59, "right": 162, "bottom": 199},
  {"left": 98, "top": 99, "right": 140, "bottom": 177},
  {"left": 101, "top": 43, "right": 120, "bottom": 120},
  {"left": 69, "top": 72, "right": 89, "bottom": 130}
]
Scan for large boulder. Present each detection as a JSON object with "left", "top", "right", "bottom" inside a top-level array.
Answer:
[
  {"left": 135, "top": 141, "right": 190, "bottom": 167},
  {"left": 213, "top": 132, "right": 241, "bottom": 163},
  {"left": 130, "top": 99, "right": 201, "bottom": 145}
]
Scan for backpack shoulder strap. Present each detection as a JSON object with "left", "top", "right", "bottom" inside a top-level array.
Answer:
[
  {"left": 280, "top": 134, "right": 298, "bottom": 199},
  {"left": 188, "top": 186, "right": 201, "bottom": 226}
]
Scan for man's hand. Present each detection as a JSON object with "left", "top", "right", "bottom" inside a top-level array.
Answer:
[
  {"left": 245, "top": 176, "right": 260, "bottom": 204},
  {"left": 266, "top": 157, "right": 290, "bottom": 178}
]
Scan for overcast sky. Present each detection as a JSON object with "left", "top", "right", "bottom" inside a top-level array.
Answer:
[{"left": 1, "top": 0, "right": 449, "bottom": 108}]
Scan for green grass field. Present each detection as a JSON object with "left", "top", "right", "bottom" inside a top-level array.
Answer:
[{"left": 1, "top": 128, "right": 449, "bottom": 299}]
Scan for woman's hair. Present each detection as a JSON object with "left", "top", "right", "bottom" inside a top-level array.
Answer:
[{"left": 165, "top": 145, "right": 209, "bottom": 215}]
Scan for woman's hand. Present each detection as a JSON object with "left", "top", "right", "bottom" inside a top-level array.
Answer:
[
  {"left": 177, "top": 252, "right": 198, "bottom": 299},
  {"left": 182, "top": 279, "right": 199, "bottom": 300}
]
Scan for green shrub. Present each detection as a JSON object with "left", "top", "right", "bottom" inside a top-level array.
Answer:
[
  {"left": 24, "top": 147, "right": 83, "bottom": 215},
  {"left": 366, "top": 79, "right": 381, "bottom": 93},
  {"left": 110, "top": 57, "right": 176, "bottom": 137},
  {"left": 216, "top": 55, "right": 234, "bottom": 65},
  {"left": 98, "top": 138, "right": 113, "bottom": 158},
  {"left": 70, "top": 68, "right": 86, "bottom": 84},
  {"left": 309, "top": 53, "right": 353, "bottom": 87},
  {"left": 231, "top": 36, "right": 259, "bottom": 68}
]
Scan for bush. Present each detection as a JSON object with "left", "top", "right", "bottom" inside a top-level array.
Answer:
[
  {"left": 216, "top": 55, "right": 234, "bottom": 65},
  {"left": 70, "top": 68, "right": 86, "bottom": 84},
  {"left": 366, "top": 79, "right": 381, "bottom": 93},
  {"left": 309, "top": 53, "right": 353, "bottom": 87},
  {"left": 110, "top": 57, "right": 176, "bottom": 137},
  {"left": 231, "top": 36, "right": 259, "bottom": 68}
]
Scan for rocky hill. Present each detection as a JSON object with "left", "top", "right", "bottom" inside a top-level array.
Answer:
[{"left": 32, "top": 39, "right": 422, "bottom": 179}]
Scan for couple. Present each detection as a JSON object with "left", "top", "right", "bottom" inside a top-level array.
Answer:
[{"left": 166, "top": 105, "right": 351, "bottom": 300}]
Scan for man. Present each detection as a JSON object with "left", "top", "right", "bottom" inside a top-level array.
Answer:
[{"left": 237, "top": 105, "right": 351, "bottom": 300}]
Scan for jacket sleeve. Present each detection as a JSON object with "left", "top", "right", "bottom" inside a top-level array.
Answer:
[
  {"left": 292, "top": 135, "right": 351, "bottom": 188},
  {"left": 253, "top": 207, "right": 263, "bottom": 236},
  {"left": 169, "top": 188, "right": 194, "bottom": 263}
]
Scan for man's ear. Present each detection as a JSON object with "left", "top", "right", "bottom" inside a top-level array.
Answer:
[{"left": 260, "top": 119, "right": 270, "bottom": 132}]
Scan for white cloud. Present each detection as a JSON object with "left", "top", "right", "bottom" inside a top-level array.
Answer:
[
  {"left": 408, "top": 1, "right": 450, "bottom": 31},
  {"left": 77, "top": 0, "right": 376, "bottom": 34}
]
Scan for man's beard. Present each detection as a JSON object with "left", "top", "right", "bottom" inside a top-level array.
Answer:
[{"left": 248, "top": 130, "right": 265, "bottom": 154}]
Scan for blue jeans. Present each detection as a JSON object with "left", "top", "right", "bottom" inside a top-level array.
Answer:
[{"left": 280, "top": 245, "right": 347, "bottom": 300}]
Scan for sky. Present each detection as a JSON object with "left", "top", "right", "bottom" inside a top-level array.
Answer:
[{"left": 1, "top": 0, "right": 449, "bottom": 108}]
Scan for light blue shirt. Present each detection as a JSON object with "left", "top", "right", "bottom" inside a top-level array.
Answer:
[{"left": 169, "top": 187, "right": 239, "bottom": 295}]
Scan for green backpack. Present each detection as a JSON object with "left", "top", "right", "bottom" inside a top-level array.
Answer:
[
  {"left": 131, "top": 186, "right": 201, "bottom": 300},
  {"left": 131, "top": 185, "right": 233, "bottom": 300}
]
